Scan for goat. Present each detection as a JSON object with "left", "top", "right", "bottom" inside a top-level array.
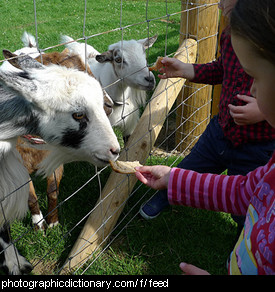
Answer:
[
  {"left": 2, "top": 33, "right": 114, "bottom": 231},
  {"left": 25, "top": 49, "right": 114, "bottom": 231},
  {"left": 0, "top": 50, "right": 120, "bottom": 274},
  {"left": 62, "top": 35, "right": 157, "bottom": 137},
  {"left": 30, "top": 49, "right": 114, "bottom": 231}
]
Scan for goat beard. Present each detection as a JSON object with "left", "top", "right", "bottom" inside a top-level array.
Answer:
[{"left": 36, "top": 146, "right": 75, "bottom": 178}]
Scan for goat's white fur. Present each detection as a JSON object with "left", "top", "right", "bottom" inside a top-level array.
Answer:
[
  {"left": 32, "top": 212, "right": 46, "bottom": 230},
  {"left": 0, "top": 139, "right": 30, "bottom": 226},
  {"left": 2, "top": 32, "right": 114, "bottom": 234},
  {"left": 0, "top": 52, "right": 120, "bottom": 274},
  {"left": 62, "top": 35, "right": 157, "bottom": 136},
  {"left": 0, "top": 139, "right": 32, "bottom": 274},
  {"left": 2, "top": 64, "right": 119, "bottom": 171}
]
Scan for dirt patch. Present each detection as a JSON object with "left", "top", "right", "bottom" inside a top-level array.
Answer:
[{"left": 31, "top": 259, "right": 58, "bottom": 275}]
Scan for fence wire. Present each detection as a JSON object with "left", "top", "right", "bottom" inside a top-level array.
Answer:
[{"left": 0, "top": 0, "right": 219, "bottom": 275}]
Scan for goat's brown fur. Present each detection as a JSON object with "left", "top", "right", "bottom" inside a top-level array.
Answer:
[
  {"left": 16, "top": 136, "right": 63, "bottom": 230},
  {"left": 35, "top": 49, "right": 113, "bottom": 116}
]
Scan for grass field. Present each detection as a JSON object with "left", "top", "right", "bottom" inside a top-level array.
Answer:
[{"left": 0, "top": 0, "right": 237, "bottom": 275}]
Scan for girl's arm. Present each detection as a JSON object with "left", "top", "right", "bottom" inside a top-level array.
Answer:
[
  {"left": 158, "top": 57, "right": 224, "bottom": 85},
  {"left": 136, "top": 163, "right": 269, "bottom": 216},
  {"left": 168, "top": 165, "right": 268, "bottom": 215},
  {"left": 191, "top": 56, "right": 224, "bottom": 85}
]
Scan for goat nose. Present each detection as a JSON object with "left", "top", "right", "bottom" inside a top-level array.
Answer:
[
  {"left": 110, "top": 147, "right": 120, "bottom": 157},
  {"left": 145, "top": 76, "right": 154, "bottom": 83}
]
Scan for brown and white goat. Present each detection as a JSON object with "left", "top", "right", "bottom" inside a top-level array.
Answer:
[
  {"left": 0, "top": 50, "right": 120, "bottom": 274},
  {"left": 15, "top": 48, "right": 114, "bottom": 230}
]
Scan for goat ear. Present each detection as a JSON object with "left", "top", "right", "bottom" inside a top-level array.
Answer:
[
  {"left": 96, "top": 50, "right": 114, "bottom": 63},
  {"left": 2, "top": 50, "right": 22, "bottom": 69},
  {"left": 3, "top": 49, "right": 43, "bottom": 71},
  {"left": 61, "top": 48, "right": 70, "bottom": 56},
  {"left": 0, "top": 69, "right": 38, "bottom": 106},
  {"left": 0, "top": 51, "right": 38, "bottom": 100},
  {"left": 138, "top": 35, "right": 158, "bottom": 49}
]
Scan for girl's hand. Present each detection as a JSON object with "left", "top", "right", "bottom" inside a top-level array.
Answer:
[
  {"left": 158, "top": 57, "right": 195, "bottom": 80},
  {"left": 228, "top": 95, "right": 265, "bottom": 125},
  {"left": 135, "top": 165, "right": 171, "bottom": 190},
  {"left": 180, "top": 262, "right": 210, "bottom": 275}
]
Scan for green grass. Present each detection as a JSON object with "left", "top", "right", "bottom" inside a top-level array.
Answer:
[
  {"left": 0, "top": 0, "right": 181, "bottom": 65},
  {"left": 0, "top": 0, "right": 237, "bottom": 275},
  {"left": 12, "top": 158, "right": 237, "bottom": 275}
]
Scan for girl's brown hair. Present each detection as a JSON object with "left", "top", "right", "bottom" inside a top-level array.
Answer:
[{"left": 230, "top": 0, "right": 275, "bottom": 64}]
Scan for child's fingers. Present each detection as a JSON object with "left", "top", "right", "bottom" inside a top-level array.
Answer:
[
  {"left": 158, "top": 73, "right": 167, "bottom": 79},
  {"left": 160, "top": 57, "right": 170, "bottom": 65},
  {"left": 180, "top": 262, "right": 210, "bottom": 275},
  {"left": 228, "top": 103, "right": 245, "bottom": 114},
  {"left": 158, "top": 67, "right": 168, "bottom": 79},
  {"left": 158, "top": 67, "right": 165, "bottom": 73},
  {"left": 236, "top": 94, "right": 254, "bottom": 103},
  {"left": 135, "top": 166, "right": 156, "bottom": 185},
  {"left": 135, "top": 166, "right": 153, "bottom": 173},
  {"left": 135, "top": 171, "right": 148, "bottom": 184},
  {"left": 228, "top": 104, "right": 247, "bottom": 125}
]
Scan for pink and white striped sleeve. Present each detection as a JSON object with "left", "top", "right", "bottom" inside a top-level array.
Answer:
[{"left": 167, "top": 165, "right": 268, "bottom": 216}]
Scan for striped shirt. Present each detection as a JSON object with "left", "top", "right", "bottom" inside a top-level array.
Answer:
[{"left": 168, "top": 153, "right": 275, "bottom": 274}]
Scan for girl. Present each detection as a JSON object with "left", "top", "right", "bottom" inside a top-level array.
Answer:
[
  {"left": 140, "top": 1, "right": 275, "bottom": 244},
  {"left": 136, "top": 0, "right": 275, "bottom": 275}
]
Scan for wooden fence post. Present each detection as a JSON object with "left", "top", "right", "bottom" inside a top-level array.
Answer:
[
  {"left": 176, "top": 0, "right": 219, "bottom": 152},
  {"left": 62, "top": 39, "right": 197, "bottom": 273},
  {"left": 211, "top": 13, "right": 226, "bottom": 117}
]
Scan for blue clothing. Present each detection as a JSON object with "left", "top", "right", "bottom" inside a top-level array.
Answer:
[
  {"left": 177, "top": 115, "right": 275, "bottom": 176},
  {"left": 142, "top": 115, "right": 275, "bottom": 220}
]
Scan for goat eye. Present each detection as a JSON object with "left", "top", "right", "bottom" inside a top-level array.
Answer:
[
  {"left": 115, "top": 56, "right": 122, "bottom": 64},
  {"left": 73, "top": 112, "right": 85, "bottom": 120}
]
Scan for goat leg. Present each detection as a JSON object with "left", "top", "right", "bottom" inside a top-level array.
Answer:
[
  {"left": 46, "top": 165, "right": 63, "bottom": 228},
  {"left": 28, "top": 181, "right": 47, "bottom": 231}
]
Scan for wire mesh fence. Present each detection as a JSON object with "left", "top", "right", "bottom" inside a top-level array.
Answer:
[{"left": 0, "top": 0, "right": 220, "bottom": 275}]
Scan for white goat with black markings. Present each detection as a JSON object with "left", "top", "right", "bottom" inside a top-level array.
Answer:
[
  {"left": 62, "top": 35, "right": 157, "bottom": 137},
  {"left": 0, "top": 51, "right": 120, "bottom": 274}
]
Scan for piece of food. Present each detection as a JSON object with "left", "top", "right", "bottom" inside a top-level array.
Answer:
[
  {"left": 109, "top": 160, "right": 143, "bottom": 174},
  {"left": 149, "top": 56, "right": 164, "bottom": 71}
]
